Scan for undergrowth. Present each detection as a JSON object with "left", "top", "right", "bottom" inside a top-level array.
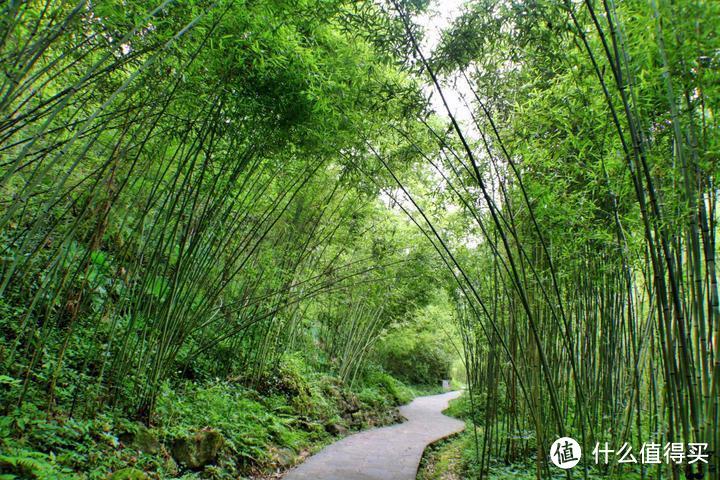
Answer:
[
  {"left": 0, "top": 357, "right": 413, "bottom": 479},
  {"left": 421, "top": 393, "right": 654, "bottom": 480}
]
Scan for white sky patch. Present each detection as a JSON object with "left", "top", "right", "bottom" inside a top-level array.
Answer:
[
  {"left": 415, "top": 0, "right": 465, "bottom": 56},
  {"left": 379, "top": 187, "right": 413, "bottom": 211},
  {"left": 375, "top": 1, "right": 487, "bottom": 251},
  {"left": 415, "top": 0, "right": 485, "bottom": 250},
  {"left": 416, "top": 0, "right": 477, "bottom": 129}
]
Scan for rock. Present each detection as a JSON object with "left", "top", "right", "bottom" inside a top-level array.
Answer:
[
  {"left": 341, "top": 393, "right": 361, "bottom": 414},
  {"left": 275, "top": 447, "right": 295, "bottom": 468},
  {"left": 324, "top": 422, "right": 348, "bottom": 436},
  {"left": 171, "top": 429, "right": 225, "bottom": 470},
  {"left": 109, "top": 468, "right": 149, "bottom": 480},
  {"left": 119, "top": 425, "right": 161, "bottom": 454},
  {"left": 391, "top": 408, "right": 403, "bottom": 423}
]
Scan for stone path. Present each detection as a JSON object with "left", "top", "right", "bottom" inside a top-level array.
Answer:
[{"left": 284, "top": 390, "right": 465, "bottom": 480}]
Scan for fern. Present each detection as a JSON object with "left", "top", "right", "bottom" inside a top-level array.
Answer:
[{"left": 0, "top": 450, "right": 76, "bottom": 480}]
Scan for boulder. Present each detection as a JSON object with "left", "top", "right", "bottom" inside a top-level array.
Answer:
[
  {"left": 119, "top": 425, "right": 161, "bottom": 454},
  {"left": 171, "top": 429, "right": 224, "bottom": 470},
  {"left": 274, "top": 447, "right": 295, "bottom": 468},
  {"left": 324, "top": 422, "right": 348, "bottom": 436}
]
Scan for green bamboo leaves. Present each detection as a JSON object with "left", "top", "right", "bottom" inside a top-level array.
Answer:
[
  {"left": 381, "top": 0, "right": 719, "bottom": 477},
  {"left": 0, "top": 0, "right": 430, "bottom": 421}
]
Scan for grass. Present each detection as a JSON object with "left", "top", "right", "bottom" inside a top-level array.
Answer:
[
  {"left": 418, "top": 436, "right": 464, "bottom": 480},
  {"left": 419, "top": 392, "right": 662, "bottom": 480}
]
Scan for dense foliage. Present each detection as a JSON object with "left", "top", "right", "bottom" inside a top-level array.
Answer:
[
  {"left": 0, "top": 0, "right": 447, "bottom": 477},
  {"left": 1, "top": 0, "right": 718, "bottom": 479},
  {"left": 387, "top": 0, "right": 718, "bottom": 478}
]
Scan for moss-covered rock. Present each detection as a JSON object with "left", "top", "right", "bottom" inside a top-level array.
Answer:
[
  {"left": 324, "top": 421, "right": 348, "bottom": 436},
  {"left": 171, "top": 429, "right": 225, "bottom": 470},
  {"left": 119, "top": 425, "right": 161, "bottom": 454},
  {"left": 274, "top": 447, "right": 296, "bottom": 468}
]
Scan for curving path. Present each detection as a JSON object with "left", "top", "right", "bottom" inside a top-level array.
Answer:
[{"left": 284, "top": 390, "right": 465, "bottom": 480}]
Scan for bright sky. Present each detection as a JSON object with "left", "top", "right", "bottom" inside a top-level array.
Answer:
[
  {"left": 416, "top": 0, "right": 466, "bottom": 54},
  {"left": 379, "top": 0, "right": 483, "bottom": 249},
  {"left": 417, "top": 0, "right": 484, "bottom": 248},
  {"left": 416, "top": 0, "right": 476, "bottom": 125}
]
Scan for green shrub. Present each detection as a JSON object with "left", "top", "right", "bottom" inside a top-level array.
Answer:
[
  {"left": 0, "top": 355, "right": 415, "bottom": 478},
  {"left": 376, "top": 331, "right": 454, "bottom": 386},
  {"left": 0, "top": 403, "right": 162, "bottom": 479},
  {"left": 156, "top": 381, "right": 304, "bottom": 466},
  {"left": 359, "top": 366, "right": 413, "bottom": 405},
  {"left": 0, "top": 448, "right": 77, "bottom": 480}
]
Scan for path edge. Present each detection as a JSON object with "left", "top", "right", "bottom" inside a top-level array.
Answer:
[{"left": 412, "top": 394, "right": 466, "bottom": 479}]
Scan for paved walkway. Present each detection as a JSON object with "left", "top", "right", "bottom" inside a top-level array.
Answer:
[{"left": 284, "top": 390, "right": 465, "bottom": 480}]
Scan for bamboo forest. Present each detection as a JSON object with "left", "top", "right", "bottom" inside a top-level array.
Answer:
[{"left": 0, "top": 0, "right": 718, "bottom": 479}]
